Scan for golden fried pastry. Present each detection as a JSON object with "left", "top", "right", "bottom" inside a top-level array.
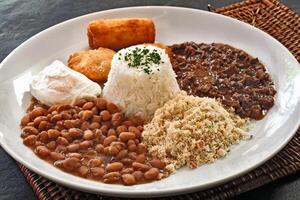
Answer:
[
  {"left": 68, "top": 47, "right": 115, "bottom": 83},
  {"left": 87, "top": 18, "right": 155, "bottom": 50}
]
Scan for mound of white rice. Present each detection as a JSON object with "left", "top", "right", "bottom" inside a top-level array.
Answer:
[{"left": 103, "top": 44, "right": 180, "bottom": 120}]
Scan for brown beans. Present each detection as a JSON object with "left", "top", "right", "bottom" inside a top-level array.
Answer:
[
  {"left": 120, "top": 168, "right": 134, "bottom": 174},
  {"left": 35, "top": 146, "right": 50, "bottom": 158},
  {"left": 96, "top": 98, "right": 107, "bottom": 110},
  {"left": 82, "top": 102, "right": 94, "bottom": 110},
  {"left": 63, "top": 157, "right": 81, "bottom": 172},
  {"left": 132, "top": 171, "right": 144, "bottom": 181},
  {"left": 128, "top": 126, "right": 141, "bottom": 138},
  {"left": 121, "top": 158, "right": 133, "bottom": 165},
  {"left": 30, "top": 107, "right": 47, "bottom": 118},
  {"left": 100, "top": 110, "right": 111, "bottom": 121},
  {"left": 20, "top": 114, "right": 30, "bottom": 127},
  {"left": 80, "top": 140, "right": 93, "bottom": 149},
  {"left": 23, "top": 135, "right": 37, "bottom": 146},
  {"left": 83, "top": 130, "right": 94, "bottom": 140},
  {"left": 89, "top": 122, "right": 100, "bottom": 130},
  {"left": 82, "top": 110, "right": 93, "bottom": 120},
  {"left": 108, "top": 146, "right": 119, "bottom": 156},
  {"left": 78, "top": 166, "right": 89, "bottom": 177},
  {"left": 68, "top": 128, "right": 83, "bottom": 138},
  {"left": 103, "top": 135, "right": 117, "bottom": 147},
  {"left": 67, "top": 143, "right": 80, "bottom": 152},
  {"left": 136, "top": 154, "right": 146, "bottom": 163},
  {"left": 95, "top": 144, "right": 104, "bottom": 153},
  {"left": 50, "top": 114, "right": 63, "bottom": 122},
  {"left": 50, "top": 152, "right": 65, "bottom": 161},
  {"left": 116, "top": 125, "right": 127, "bottom": 134},
  {"left": 22, "top": 126, "right": 39, "bottom": 135},
  {"left": 47, "top": 129, "right": 60, "bottom": 139},
  {"left": 144, "top": 168, "right": 159, "bottom": 180},
  {"left": 137, "top": 143, "right": 147, "bottom": 154},
  {"left": 91, "top": 167, "right": 105, "bottom": 178},
  {"left": 88, "top": 159, "right": 102, "bottom": 167},
  {"left": 67, "top": 153, "right": 82, "bottom": 159},
  {"left": 38, "top": 121, "right": 50, "bottom": 131},
  {"left": 106, "top": 162, "right": 124, "bottom": 172},
  {"left": 46, "top": 141, "right": 56, "bottom": 150},
  {"left": 103, "top": 172, "right": 121, "bottom": 183},
  {"left": 121, "top": 174, "right": 137, "bottom": 185},
  {"left": 132, "top": 162, "right": 151, "bottom": 172},
  {"left": 150, "top": 158, "right": 166, "bottom": 169},
  {"left": 111, "top": 113, "right": 122, "bottom": 126},
  {"left": 56, "top": 136, "right": 69, "bottom": 145},
  {"left": 33, "top": 116, "right": 48, "bottom": 127},
  {"left": 107, "top": 102, "right": 120, "bottom": 114},
  {"left": 119, "top": 132, "right": 136, "bottom": 142}
]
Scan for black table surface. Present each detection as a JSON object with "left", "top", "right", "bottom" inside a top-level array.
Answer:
[{"left": 0, "top": 0, "right": 299, "bottom": 199}]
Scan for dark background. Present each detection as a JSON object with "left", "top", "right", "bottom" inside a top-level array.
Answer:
[{"left": 0, "top": 0, "right": 299, "bottom": 199}]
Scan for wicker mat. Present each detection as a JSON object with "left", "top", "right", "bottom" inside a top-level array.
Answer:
[{"left": 18, "top": 0, "right": 300, "bottom": 199}]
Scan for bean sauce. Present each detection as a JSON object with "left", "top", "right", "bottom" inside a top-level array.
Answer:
[
  {"left": 170, "top": 42, "right": 276, "bottom": 120},
  {"left": 20, "top": 97, "right": 167, "bottom": 185}
]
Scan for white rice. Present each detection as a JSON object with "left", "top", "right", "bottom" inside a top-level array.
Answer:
[{"left": 103, "top": 45, "right": 180, "bottom": 120}]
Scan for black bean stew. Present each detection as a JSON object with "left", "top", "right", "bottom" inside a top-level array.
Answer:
[{"left": 170, "top": 42, "right": 276, "bottom": 120}]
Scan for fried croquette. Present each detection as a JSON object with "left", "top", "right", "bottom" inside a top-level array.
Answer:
[{"left": 68, "top": 47, "right": 115, "bottom": 83}]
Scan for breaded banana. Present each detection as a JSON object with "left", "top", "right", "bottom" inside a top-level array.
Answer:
[
  {"left": 68, "top": 47, "right": 115, "bottom": 83},
  {"left": 87, "top": 18, "right": 155, "bottom": 50}
]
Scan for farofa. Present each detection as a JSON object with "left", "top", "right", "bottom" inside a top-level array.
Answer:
[{"left": 142, "top": 91, "right": 249, "bottom": 173}]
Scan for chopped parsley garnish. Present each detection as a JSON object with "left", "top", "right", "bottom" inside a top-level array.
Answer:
[{"left": 118, "top": 47, "right": 163, "bottom": 74}]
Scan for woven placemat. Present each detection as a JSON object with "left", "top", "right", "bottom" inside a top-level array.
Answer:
[{"left": 17, "top": 0, "right": 300, "bottom": 199}]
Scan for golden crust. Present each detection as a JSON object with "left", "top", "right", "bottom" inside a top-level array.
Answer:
[
  {"left": 68, "top": 47, "right": 115, "bottom": 83},
  {"left": 144, "top": 43, "right": 173, "bottom": 58},
  {"left": 87, "top": 18, "right": 155, "bottom": 50}
]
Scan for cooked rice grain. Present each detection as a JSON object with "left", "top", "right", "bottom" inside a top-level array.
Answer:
[{"left": 142, "top": 91, "right": 248, "bottom": 172}]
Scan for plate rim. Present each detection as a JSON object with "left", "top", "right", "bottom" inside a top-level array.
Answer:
[{"left": 0, "top": 6, "right": 299, "bottom": 197}]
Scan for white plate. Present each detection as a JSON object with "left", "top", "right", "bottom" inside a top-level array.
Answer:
[{"left": 0, "top": 6, "right": 300, "bottom": 198}]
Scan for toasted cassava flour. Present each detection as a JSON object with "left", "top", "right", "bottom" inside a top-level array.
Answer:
[{"left": 142, "top": 91, "right": 249, "bottom": 173}]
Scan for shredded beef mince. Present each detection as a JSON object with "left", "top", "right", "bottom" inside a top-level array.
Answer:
[{"left": 170, "top": 42, "right": 276, "bottom": 120}]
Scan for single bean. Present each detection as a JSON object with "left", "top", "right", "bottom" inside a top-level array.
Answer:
[
  {"left": 35, "top": 146, "right": 50, "bottom": 158},
  {"left": 62, "top": 157, "right": 81, "bottom": 172},
  {"left": 107, "top": 129, "right": 116, "bottom": 137},
  {"left": 20, "top": 114, "right": 30, "bottom": 127},
  {"left": 103, "top": 147, "right": 110, "bottom": 155},
  {"left": 136, "top": 154, "right": 146, "bottom": 163},
  {"left": 50, "top": 114, "right": 63, "bottom": 122},
  {"left": 80, "top": 121, "right": 90, "bottom": 130},
  {"left": 82, "top": 110, "right": 93, "bottom": 120},
  {"left": 35, "top": 141, "right": 45, "bottom": 147},
  {"left": 128, "top": 126, "right": 141, "bottom": 139},
  {"left": 120, "top": 168, "right": 134, "bottom": 174},
  {"left": 83, "top": 130, "right": 94, "bottom": 140},
  {"left": 137, "top": 143, "right": 147, "bottom": 154},
  {"left": 103, "top": 172, "right": 121, "bottom": 183},
  {"left": 128, "top": 144, "right": 137, "bottom": 152},
  {"left": 61, "top": 131, "right": 72, "bottom": 142},
  {"left": 33, "top": 116, "right": 47, "bottom": 127},
  {"left": 132, "top": 171, "right": 144, "bottom": 181},
  {"left": 75, "top": 99, "right": 87, "bottom": 107},
  {"left": 61, "top": 112, "right": 72, "bottom": 120},
  {"left": 95, "top": 144, "right": 104, "bottom": 153},
  {"left": 106, "top": 162, "right": 124, "bottom": 172},
  {"left": 116, "top": 125, "right": 127, "bottom": 134},
  {"left": 106, "top": 102, "right": 120, "bottom": 114},
  {"left": 150, "top": 158, "right": 166, "bottom": 169},
  {"left": 137, "top": 125, "right": 144, "bottom": 132},
  {"left": 108, "top": 146, "right": 119, "bottom": 156},
  {"left": 103, "top": 135, "right": 117, "bottom": 147},
  {"left": 100, "top": 125, "right": 109, "bottom": 135},
  {"left": 67, "top": 143, "right": 80, "bottom": 152},
  {"left": 46, "top": 141, "right": 56, "bottom": 150},
  {"left": 115, "top": 149, "right": 128, "bottom": 160},
  {"left": 64, "top": 120, "right": 75, "bottom": 129},
  {"left": 47, "top": 129, "right": 60, "bottom": 139},
  {"left": 68, "top": 128, "right": 83, "bottom": 138},
  {"left": 122, "top": 120, "right": 134, "bottom": 127},
  {"left": 23, "top": 135, "right": 37, "bottom": 146},
  {"left": 56, "top": 136, "right": 69, "bottom": 145},
  {"left": 22, "top": 126, "right": 39, "bottom": 135},
  {"left": 55, "top": 145, "right": 67, "bottom": 153},
  {"left": 90, "top": 167, "right": 105, "bottom": 178},
  {"left": 119, "top": 132, "right": 136, "bottom": 142},
  {"left": 127, "top": 152, "right": 137, "bottom": 160},
  {"left": 82, "top": 102, "right": 94, "bottom": 110},
  {"left": 127, "top": 139, "right": 135, "bottom": 146},
  {"left": 88, "top": 159, "right": 102, "bottom": 167},
  {"left": 100, "top": 110, "right": 111, "bottom": 121},
  {"left": 66, "top": 153, "right": 82, "bottom": 159},
  {"left": 30, "top": 107, "right": 47, "bottom": 118},
  {"left": 121, "top": 173, "right": 137, "bottom": 185},
  {"left": 130, "top": 116, "right": 144, "bottom": 126},
  {"left": 92, "top": 115, "right": 101, "bottom": 123},
  {"left": 78, "top": 165, "right": 89, "bottom": 177},
  {"left": 132, "top": 162, "right": 151, "bottom": 172},
  {"left": 50, "top": 152, "right": 65, "bottom": 161},
  {"left": 80, "top": 140, "right": 93, "bottom": 149},
  {"left": 111, "top": 141, "right": 125, "bottom": 151},
  {"left": 111, "top": 113, "right": 122, "bottom": 126},
  {"left": 91, "top": 107, "right": 99, "bottom": 115},
  {"left": 96, "top": 98, "right": 107, "bottom": 110},
  {"left": 89, "top": 122, "right": 100, "bottom": 130},
  {"left": 120, "top": 158, "right": 133, "bottom": 165},
  {"left": 38, "top": 121, "right": 50, "bottom": 131},
  {"left": 144, "top": 168, "right": 159, "bottom": 180},
  {"left": 57, "top": 105, "right": 72, "bottom": 112}
]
